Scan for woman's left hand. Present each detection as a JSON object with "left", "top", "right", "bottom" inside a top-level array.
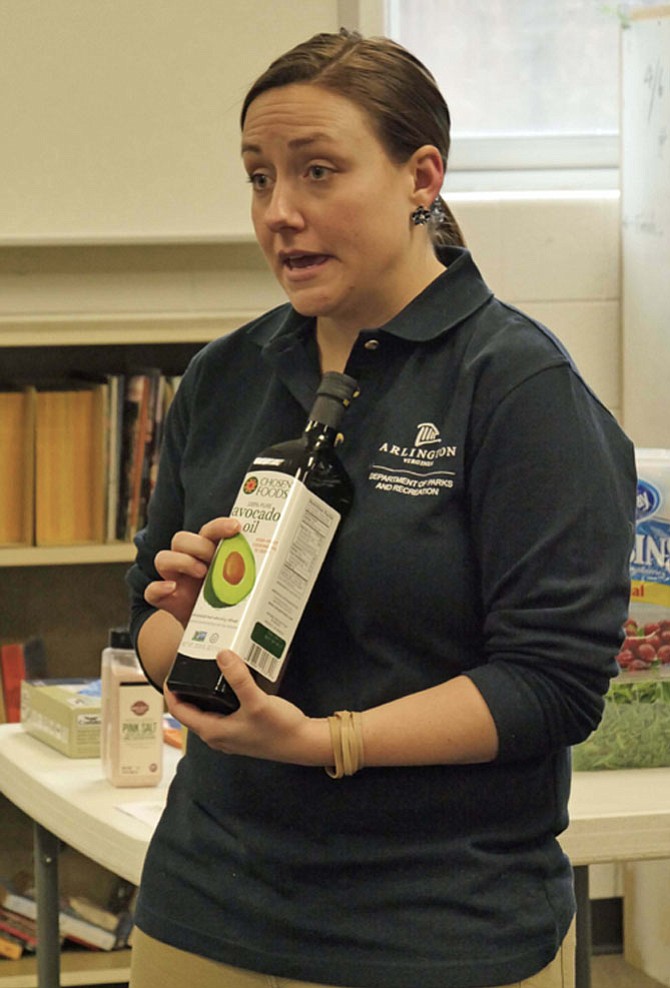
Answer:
[
  {"left": 166, "top": 652, "right": 500, "bottom": 769},
  {"left": 164, "top": 650, "right": 330, "bottom": 766}
]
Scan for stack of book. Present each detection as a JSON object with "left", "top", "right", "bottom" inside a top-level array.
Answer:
[
  {"left": 0, "top": 369, "right": 181, "bottom": 548},
  {"left": 0, "top": 873, "right": 135, "bottom": 959}
]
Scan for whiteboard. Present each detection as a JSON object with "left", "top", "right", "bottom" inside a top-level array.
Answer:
[
  {"left": 621, "top": 6, "right": 670, "bottom": 446},
  {"left": 0, "top": 0, "right": 337, "bottom": 243}
]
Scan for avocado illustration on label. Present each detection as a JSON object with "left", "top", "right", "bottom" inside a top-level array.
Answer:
[{"left": 202, "top": 533, "right": 256, "bottom": 608}]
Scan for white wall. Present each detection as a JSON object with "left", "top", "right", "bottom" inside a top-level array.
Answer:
[
  {"left": 0, "top": 194, "right": 623, "bottom": 424},
  {"left": 452, "top": 194, "right": 622, "bottom": 421},
  {"left": 0, "top": 0, "right": 339, "bottom": 242}
]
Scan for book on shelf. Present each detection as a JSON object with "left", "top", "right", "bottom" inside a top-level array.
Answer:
[
  {"left": 0, "top": 637, "right": 47, "bottom": 724},
  {"left": 115, "top": 368, "right": 171, "bottom": 543},
  {"left": 116, "top": 373, "right": 144, "bottom": 542},
  {"left": 0, "top": 386, "right": 35, "bottom": 547},
  {"left": 129, "top": 369, "right": 162, "bottom": 540},
  {"left": 0, "top": 928, "right": 25, "bottom": 960},
  {"left": 138, "top": 373, "right": 166, "bottom": 534},
  {"left": 35, "top": 382, "right": 106, "bottom": 546},
  {"left": 0, "top": 642, "right": 26, "bottom": 724},
  {"left": 0, "top": 367, "right": 182, "bottom": 554},
  {"left": 147, "top": 374, "right": 179, "bottom": 520},
  {"left": 0, "top": 876, "right": 132, "bottom": 952},
  {"left": 0, "top": 907, "right": 39, "bottom": 953},
  {"left": 105, "top": 374, "right": 125, "bottom": 543},
  {"left": 57, "top": 901, "right": 123, "bottom": 952}
]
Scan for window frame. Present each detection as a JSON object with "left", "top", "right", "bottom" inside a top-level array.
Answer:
[{"left": 376, "top": 0, "right": 621, "bottom": 192}]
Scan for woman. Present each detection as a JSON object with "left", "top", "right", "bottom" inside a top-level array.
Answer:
[{"left": 126, "top": 29, "right": 636, "bottom": 988}]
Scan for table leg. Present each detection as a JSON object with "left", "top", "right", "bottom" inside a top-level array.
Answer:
[
  {"left": 34, "top": 822, "right": 61, "bottom": 988},
  {"left": 573, "top": 864, "right": 592, "bottom": 988}
]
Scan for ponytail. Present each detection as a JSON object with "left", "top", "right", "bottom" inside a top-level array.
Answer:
[{"left": 432, "top": 196, "right": 466, "bottom": 248}]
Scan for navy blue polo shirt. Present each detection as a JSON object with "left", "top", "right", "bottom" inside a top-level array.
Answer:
[{"left": 127, "top": 247, "right": 635, "bottom": 988}]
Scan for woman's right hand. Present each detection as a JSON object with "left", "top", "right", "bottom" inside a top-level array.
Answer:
[{"left": 144, "top": 517, "right": 241, "bottom": 629}]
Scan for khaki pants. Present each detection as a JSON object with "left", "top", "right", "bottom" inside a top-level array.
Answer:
[{"left": 129, "top": 919, "right": 575, "bottom": 988}]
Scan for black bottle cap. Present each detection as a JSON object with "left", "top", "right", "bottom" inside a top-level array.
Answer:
[
  {"left": 310, "top": 372, "right": 359, "bottom": 431},
  {"left": 108, "top": 627, "right": 133, "bottom": 650},
  {"left": 317, "top": 371, "right": 359, "bottom": 404}
]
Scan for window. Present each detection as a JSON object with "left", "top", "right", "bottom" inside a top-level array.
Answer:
[{"left": 385, "top": 0, "right": 660, "bottom": 191}]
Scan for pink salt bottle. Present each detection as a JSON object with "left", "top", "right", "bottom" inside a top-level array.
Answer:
[{"left": 101, "top": 628, "right": 163, "bottom": 787}]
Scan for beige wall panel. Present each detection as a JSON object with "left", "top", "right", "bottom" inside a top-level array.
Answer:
[{"left": 0, "top": 0, "right": 338, "bottom": 242}]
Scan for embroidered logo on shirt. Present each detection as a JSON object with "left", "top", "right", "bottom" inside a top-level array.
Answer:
[
  {"left": 414, "top": 422, "right": 441, "bottom": 447},
  {"left": 368, "top": 423, "right": 458, "bottom": 497}
]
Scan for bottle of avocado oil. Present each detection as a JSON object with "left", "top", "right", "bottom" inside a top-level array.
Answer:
[{"left": 166, "top": 371, "right": 358, "bottom": 714}]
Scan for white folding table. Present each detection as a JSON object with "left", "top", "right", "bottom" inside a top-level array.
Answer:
[{"left": 1, "top": 724, "right": 669, "bottom": 988}]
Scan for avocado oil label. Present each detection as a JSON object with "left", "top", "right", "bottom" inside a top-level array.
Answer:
[{"left": 178, "top": 470, "right": 341, "bottom": 682}]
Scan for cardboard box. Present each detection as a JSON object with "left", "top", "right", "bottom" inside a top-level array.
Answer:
[{"left": 20, "top": 679, "right": 101, "bottom": 758}]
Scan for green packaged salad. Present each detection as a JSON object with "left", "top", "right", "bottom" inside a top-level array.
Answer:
[{"left": 573, "top": 449, "right": 670, "bottom": 770}]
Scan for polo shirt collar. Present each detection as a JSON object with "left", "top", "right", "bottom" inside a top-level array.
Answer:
[
  {"left": 379, "top": 246, "right": 493, "bottom": 342},
  {"left": 248, "top": 246, "right": 492, "bottom": 354}
]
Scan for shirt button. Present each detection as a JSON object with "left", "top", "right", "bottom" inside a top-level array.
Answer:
[{"left": 364, "top": 339, "right": 380, "bottom": 351}]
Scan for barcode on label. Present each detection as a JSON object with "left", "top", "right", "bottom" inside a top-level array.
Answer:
[{"left": 246, "top": 643, "right": 278, "bottom": 679}]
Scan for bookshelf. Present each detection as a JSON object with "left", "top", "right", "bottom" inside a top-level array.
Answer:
[
  {"left": 0, "top": 947, "right": 131, "bottom": 988},
  {"left": 0, "top": 325, "right": 217, "bottom": 553},
  {"left": 0, "top": 326, "right": 221, "bottom": 660},
  {"left": 0, "top": 545, "right": 136, "bottom": 568},
  {"left": 0, "top": 319, "right": 232, "bottom": 986}
]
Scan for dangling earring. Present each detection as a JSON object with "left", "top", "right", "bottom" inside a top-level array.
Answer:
[
  {"left": 411, "top": 204, "right": 432, "bottom": 226},
  {"left": 429, "top": 198, "right": 446, "bottom": 223}
]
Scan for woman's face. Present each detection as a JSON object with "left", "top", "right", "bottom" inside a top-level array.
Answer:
[{"left": 241, "top": 83, "right": 425, "bottom": 335}]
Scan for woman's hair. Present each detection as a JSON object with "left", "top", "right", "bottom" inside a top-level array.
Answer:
[{"left": 241, "top": 28, "right": 465, "bottom": 249}]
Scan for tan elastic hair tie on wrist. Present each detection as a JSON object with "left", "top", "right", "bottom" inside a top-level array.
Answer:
[{"left": 325, "top": 710, "right": 365, "bottom": 779}]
